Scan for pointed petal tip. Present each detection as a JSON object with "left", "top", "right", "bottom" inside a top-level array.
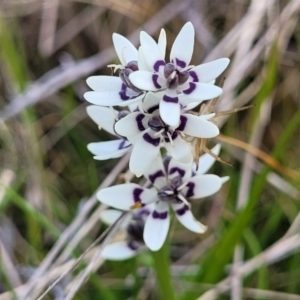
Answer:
[{"left": 220, "top": 176, "right": 230, "bottom": 184}]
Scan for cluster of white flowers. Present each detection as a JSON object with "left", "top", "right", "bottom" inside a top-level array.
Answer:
[{"left": 85, "top": 22, "right": 230, "bottom": 259}]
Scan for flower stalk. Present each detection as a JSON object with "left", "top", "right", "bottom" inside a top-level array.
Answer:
[{"left": 151, "top": 239, "right": 176, "bottom": 300}]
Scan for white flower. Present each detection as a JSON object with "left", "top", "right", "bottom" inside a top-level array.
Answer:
[
  {"left": 115, "top": 92, "right": 219, "bottom": 177},
  {"left": 129, "top": 22, "right": 229, "bottom": 126},
  {"left": 86, "top": 105, "right": 131, "bottom": 160},
  {"left": 84, "top": 34, "right": 145, "bottom": 107},
  {"left": 99, "top": 206, "right": 152, "bottom": 260},
  {"left": 97, "top": 148, "right": 228, "bottom": 251}
]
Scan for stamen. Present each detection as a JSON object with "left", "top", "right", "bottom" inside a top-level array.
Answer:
[
  {"left": 107, "top": 64, "right": 123, "bottom": 73},
  {"left": 177, "top": 194, "right": 191, "bottom": 208},
  {"left": 177, "top": 181, "right": 189, "bottom": 191},
  {"left": 154, "top": 129, "right": 164, "bottom": 136},
  {"left": 164, "top": 190, "right": 174, "bottom": 195},
  {"left": 167, "top": 132, "right": 174, "bottom": 146},
  {"left": 130, "top": 202, "right": 143, "bottom": 210}
]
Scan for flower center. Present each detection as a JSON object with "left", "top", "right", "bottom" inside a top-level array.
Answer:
[
  {"left": 119, "top": 60, "right": 142, "bottom": 93},
  {"left": 164, "top": 63, "right": 189, "bottom": 89},
  {"left": 157, "top": 176, "right": 183, "bottom": 204}
]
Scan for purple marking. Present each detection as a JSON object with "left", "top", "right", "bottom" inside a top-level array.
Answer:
[
  {"left": 143, "top": 133, "right": 160, "bottom": 147},
  {"left": 128, "top": 240, "right": 139, "bottom": 251},
  {"left": 133, "top": 188, "right": 143, "bottom": 203},
  {"left": 119, "top": 84, "right": 130, "bottom": 101},
  {"left": 189, "top": 71, "right": 199, "bottom": 82},
  {"left": 154, "top": 60, "right": 166, "bottom": 72},
  {"left": 149, "top": 170, "right": 165, "bottom": 184},
  {"left": 185, "top": 182, "right": 195, "bottom": 198},
  {"left": 152, "top": 74, "right": 162, "bottom": 89},
  {"left": 118, "top": 139, "right": 130, "bottom": 150},
  {"left": 147, "top": 105, "right": 159, "bottom": 114},
  {"left": 183, "top": 82, "right": 196, "bottom": 95},
  {"left": 163, "top": 95, "right": 178, "bottom": 103},
  {"left": 136, "top": 114, "right": 146, "bottom": 131},
  {"left": 176, "top": 58, "right": 186, "bottom": 69},
  {"left": 176, "top": 115, "right": 187, "bottom": 131},
  {"left": 137, "top": 208, "right": 151, "bottom": 217},
  {"left": 153, "top": 210, "right": 168, "bottom": 219},
  {"left": 169, "top": 167, "right": 185, "bottom": 178},
  {"left": 176, "top": 204, "right": 189, "bottom": 216}
]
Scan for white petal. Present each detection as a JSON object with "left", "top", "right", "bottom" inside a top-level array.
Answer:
[
  {"left": 99, "top": 209, "right": 125, "bottom": 226},
  {"left": 87, "top": 140, "right": 130, "bottom": 160},
  {"left": 158, "top": 29, "right": 167, "bottom": 58},
  {"left": 142, "top": 92, "right": 160, "bottom": 114},
  {"left": 186, "top": 174, "right": 223, "bottom": 199},
  {"left": 167, "top": 157, "right": 193, "bottom": 183},
  {"left": 180, "top": 114, "right": 219, "bottom": 138},
  {"left": 129, "top": 131, "right": 161, "bottom": 177},
  {"left": 181, "top": 82, "right": 222, "bottom": 100},
  {"left": 140, "top": 31, "right": 165, "bottom": 72},
  {"left": 190, "top": 58, "right": 230, "bottom": 83},
  {"left": 112, "top": 33, "right": 138, "bottom": 66},
  {"left": 86, "top": 76, "right": 122, "bottom": 92},
  {"left": 170, "top": 22, "right": 194, "bottom": 68},
  {"left": 138, "top": 46, "right": 151, "bottom": 71},
  {"left": 129, "top": 71, "right": 165, "bottom": 91},
  {"left": 178, "top": 94, "right": 205, "bottom": 107},
  {"left": 196, "top": 144, "right": 221, "bottom": 175},
  {"left": 84, "top": 91, "right": 144, "bottom": 107},
  {"left": 97, "top": 184, "right": 157, "bottom": 210},
  {"left": 86, "top": 105, "right": 116, "bottom": 135},
  {"left": 221, "top": 176, "right": 230, "bottom": 184},
  {"left": 143, "top": 202, "right": 170, "bottom": 251},
  {"left": 115, "top": 112, "right": 149, "bottom": 138},
  {"left": 144, "top": 155, "right": 167, "bottom": 189},
  {"left": 164, "top": 135, "right": 193, "bottom": 163},
  {"left": 172, "top": 203, "right": 207, "bottom": 233},
  {"left": 101, "top": 242, "right": 138, "bottom": 260},
  {"left": 160, "top": 91, "right": 180, "bottom": 127}
]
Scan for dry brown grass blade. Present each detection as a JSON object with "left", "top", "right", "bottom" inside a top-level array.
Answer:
[{"left": 217, "top": 134, "right": 300, "bottom": 181}]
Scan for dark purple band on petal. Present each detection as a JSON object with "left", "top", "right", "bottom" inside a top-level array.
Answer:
[
  {"left": 185, "top": 182, "right": 195, "bottom": 198},
  {"left": 169, "top": 167, "right": 185, "bottom": 178},
  {"left": 149, "top": 170, "right": 165, "bottom": 184},
  {"left": 136, "top": 114, "right": 146, "bottom": 131},
  {"left": 153, "top": 210, "right": 168, "bottom": 219},
  {"left": 128, "top": 240, "right": 139, "bottom": 251},
  {"left": 143, "top": 133, "right": 160, "bottom": 147},
  {"left": 147, "top": 105, "right": 159, "bottom": 114},
  {"left": 137, "top": 208, "right": 151, "bottom": 217},
  {"left": 118, "top": 139, "right": 130, "bottom": 150},
  {"left": 152, "top": 74, "right": 162, "bottom": 89},
  {"left": 176, "top": 204, "right": 189, "bottom": 216},
  {"left": 133, "top": 188, "right": 143, "bottom": 203},
  {"left": 176, "top": 115, "right": 187, "bottom": 131},
  {"left": 183, "top": 82, "right": 196, "bottom": 95},
  {"left": 189, "top": 71, "right": 199, "bottom": 82},
  {"left": 175, "top": 58, "right": 186, "bottom": 69},
  {"left": 154, "top": 60, "right": 166, "bottom": 72},
  {"left": 163, "top": 94, "right": 178, "bottom": 103},
  {"left": 119, "top": 84, "right": 130, "bottom": 100}
]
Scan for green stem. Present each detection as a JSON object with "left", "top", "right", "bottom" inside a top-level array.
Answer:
[{"left": 151, "top": 241, "right": 176, "bottom": 300}]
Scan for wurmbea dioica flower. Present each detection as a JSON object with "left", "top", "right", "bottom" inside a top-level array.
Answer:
[
  {"left": 84, "top": 29, "right": 166, "bottom": 107},
  {"left": 86, "top": 105, "right": 131, "bottom": 160},
  {"left": 99, "top": 206, "right": 153, "bottom": 260},
  {"left": 115, "top": 92, "right": 219, "bottom": 177},
  {"left": 129, "top": 22, "right": 230, "bottom": 126},
  {"left": 97, "top": 150, "right": 228, "bottom": 251}
]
